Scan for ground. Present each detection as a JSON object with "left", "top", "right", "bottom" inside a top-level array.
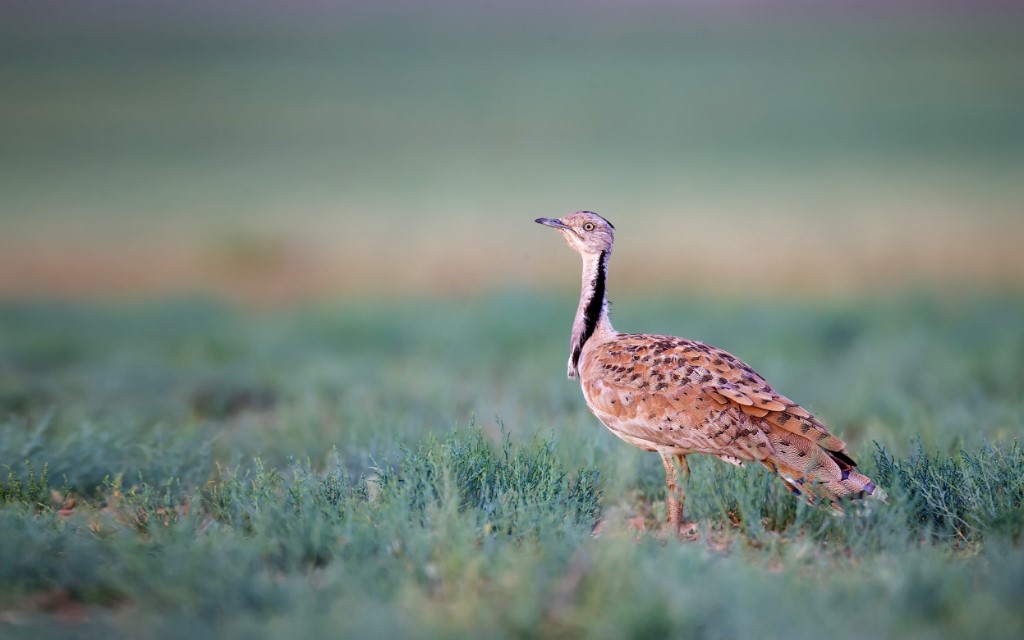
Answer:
[{"left": 1, "top": 294, "right": 1022, "bottom": 638}]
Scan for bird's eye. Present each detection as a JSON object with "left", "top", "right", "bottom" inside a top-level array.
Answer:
[{"left": 583, "top": 223, "right": 595, "bottom": 231}]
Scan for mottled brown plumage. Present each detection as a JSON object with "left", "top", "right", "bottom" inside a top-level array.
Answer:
[{"left": 535, "top": 211, "right": 880, "bottom": 534}]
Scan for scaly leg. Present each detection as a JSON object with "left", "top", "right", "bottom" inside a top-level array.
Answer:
[{"left": 660, "top": 453, "right": 695, "bottom": 538}]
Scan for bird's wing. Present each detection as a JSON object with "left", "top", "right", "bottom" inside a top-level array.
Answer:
[
  {"left": 586, "top": 334, "right": 853, "bottom": 463},
  {"left": 582, "top": 333, "right": 879, "bottom": 506},
  {"left": 683, "top": 340, "right": 849, "bottom": 451}
]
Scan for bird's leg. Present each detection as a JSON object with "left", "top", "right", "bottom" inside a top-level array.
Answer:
[
  {"left": 660, "top": 453, "right": 695, "bottom": 538},
  {"left": 660, "top": 453, "right": 684, "bottom": 530}
]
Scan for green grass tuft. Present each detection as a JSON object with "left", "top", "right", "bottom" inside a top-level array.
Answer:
[
  {"left": 874, "top": 438, "right": 1024, "bottom": 544},
  {"left": 377, "top": 428, "right": 602, "bottom": 538},
  {"left": 0, "top": 460, "right": 52, "bottom": 510}
]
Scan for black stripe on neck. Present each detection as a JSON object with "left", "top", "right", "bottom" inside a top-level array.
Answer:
[{"left": 571, "top": 250, "right": 607, "bottom": 371}]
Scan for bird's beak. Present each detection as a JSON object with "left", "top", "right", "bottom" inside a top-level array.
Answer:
[{"left": 535, "top": 217, "right": 569, "bottom": 230}]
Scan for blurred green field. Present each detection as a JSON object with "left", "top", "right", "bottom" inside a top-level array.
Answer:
[
  {"left": 1, "top": 294, "right": 1023, "bottom": 637},
  {"left": 2, "top": 9, "right": 1023, "bottom": 298}
]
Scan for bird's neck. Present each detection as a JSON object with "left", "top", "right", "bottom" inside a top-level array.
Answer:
[{"left": 568, "top": 250, "right": 614, "bottom": 378}]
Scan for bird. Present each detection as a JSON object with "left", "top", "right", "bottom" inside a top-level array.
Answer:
[{"left": 535, "top": 211, "right": 881, "bottom": 535}]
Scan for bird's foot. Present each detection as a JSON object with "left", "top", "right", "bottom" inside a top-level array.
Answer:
[
  {"left": 657, "top": 519, "right": 699, "bottom": 542},
  {"left": 678, "top": 520, "right": 699, "bottom": 541}
]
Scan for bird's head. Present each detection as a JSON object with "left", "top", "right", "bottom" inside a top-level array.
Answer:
[{"left": 535, "top": 211, "right": 615, "bottom": 256}]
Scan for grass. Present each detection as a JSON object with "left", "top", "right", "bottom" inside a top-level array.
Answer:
[{"left": 0, "top": 293, "right": 1023, "bottom": 638}]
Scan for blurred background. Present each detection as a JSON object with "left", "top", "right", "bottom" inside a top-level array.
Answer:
[{"left": 3, "top": 0, "right": 1022, "bottom": 303}]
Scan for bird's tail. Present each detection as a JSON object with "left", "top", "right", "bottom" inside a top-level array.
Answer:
[{"left": 760, "top": 429, "right": 884, "bottom": 511}]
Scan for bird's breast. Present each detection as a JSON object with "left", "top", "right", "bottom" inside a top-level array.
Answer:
[{"left": 579, "top": 376, "right": 716, "bottom": 452}]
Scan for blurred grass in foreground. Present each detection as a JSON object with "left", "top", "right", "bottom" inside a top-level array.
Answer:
[{"left": 0, "top": 294, "right": 1022, "bottom": 637}]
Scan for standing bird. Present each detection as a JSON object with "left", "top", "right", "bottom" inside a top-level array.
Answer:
[{"left": 535, "top": 211, "right": 880, "bottom": 534}]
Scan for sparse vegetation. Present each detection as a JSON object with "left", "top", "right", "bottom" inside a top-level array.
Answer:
[{"left": 1, "top": 295, "right": 1022, "bottom": 638}]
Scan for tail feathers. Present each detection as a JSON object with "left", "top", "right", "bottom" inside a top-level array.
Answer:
[{"left": 761, "top": 428, "right": 883, "bottom": 511}]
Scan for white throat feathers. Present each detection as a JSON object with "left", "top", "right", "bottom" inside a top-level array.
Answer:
[{"left": 568, "top": 249, "right": 614, "bottom": 378}]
